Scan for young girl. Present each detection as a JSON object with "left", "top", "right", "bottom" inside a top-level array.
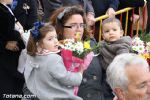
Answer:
[{"left": 24, "top": 22, "right": 83, "bottom": 100}]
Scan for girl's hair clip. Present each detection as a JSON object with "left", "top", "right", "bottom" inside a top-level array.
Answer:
[{"left": 31, "top": 21, "right": 45, "bottom": 40}]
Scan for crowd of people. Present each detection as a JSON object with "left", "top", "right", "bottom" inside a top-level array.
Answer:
[{"left": 0, "top": 0, "right": 150, "bottom": 100}]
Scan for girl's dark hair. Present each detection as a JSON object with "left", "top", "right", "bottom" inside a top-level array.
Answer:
[
  {"left": 50, "top": 6, "right": 87, "bottom": 40},
  {"left": 27, "top": 24, "right": 55, "bottom": 56}
]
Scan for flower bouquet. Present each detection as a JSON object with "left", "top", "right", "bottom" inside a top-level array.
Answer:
[
  {"left": 60, "top": 37, "right": 99, "bottom": 95},
  {"left": 132, "top": 36, "right": 150, "bottom": 65},
  {"left": 60, "top": 32, "right": 101, "bottom": 95},
  {"left": 60, "top": 38, "right": 94, "bottom": 72}
]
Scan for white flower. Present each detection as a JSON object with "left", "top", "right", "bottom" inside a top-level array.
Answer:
[
  {"left": 74, "top": 41, "right": 84, "bottom": 54},
  {"left": 62, "top": 39, "right": 84, "bottom": 55},
  {"left": 132, "top": 37, "right": 146, "bottom": 54},
  {"left": 146, "top": 42, "right": 150, "bottom": 53}
]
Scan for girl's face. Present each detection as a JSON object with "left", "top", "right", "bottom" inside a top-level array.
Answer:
[
  {"left": 63, "top": 14, "right": 85, "bottom": 40},
  {"left": 40, "top": 30, "right": 59, "bottom": 52},
  {"left": 102, "top": 22, "right": 123, "bottom": 42}
]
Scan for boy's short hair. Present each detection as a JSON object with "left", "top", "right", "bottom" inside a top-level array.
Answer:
[{"left": 102, "top": 17, "right": 123, "bottom": 30}]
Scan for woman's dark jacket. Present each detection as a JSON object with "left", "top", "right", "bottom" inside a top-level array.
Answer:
[{"left": 77, "top": 38, "right": 105, "bottom": 100}]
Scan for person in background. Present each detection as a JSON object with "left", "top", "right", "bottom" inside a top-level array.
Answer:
[
  {"left": 89, "top": 0, "right": 119, "bottom": 41},
  {"left": 41, "top": 0, "right": 61, "bottom": 22},
  {"left": 107, "top": 53, "right": 150, "bottom": 100},
  {"left": 36, "top": 0, "right": 44, "bottom": 21},
  {"left": 23, "top": 22, "right": 84, "bottom": 100},
  {"left": 11, "top": 0, "right": 37, "bottom": 31},
  {"left": 99, "top": 17, "right": 132, "bottom": 100},
  {"left": 118, "top": 0, "right": 147, "bottom": 36},
  {"left": 0, "top": 0, "right": 25, "bottom": 99},
  {"left": 50, "top": 6, "right": 105, "bottom": 100},
  {"left": 90, "top": 0, "right": 119, "bottom": 18}
]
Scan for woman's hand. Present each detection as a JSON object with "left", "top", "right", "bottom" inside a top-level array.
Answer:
[{"left": 5, "top": 41, "right": 19, "bottom": 51}]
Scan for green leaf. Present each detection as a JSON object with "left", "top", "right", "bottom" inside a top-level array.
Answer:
[{"left": 139, "top": 31, "right": 150, "bottom": 42}]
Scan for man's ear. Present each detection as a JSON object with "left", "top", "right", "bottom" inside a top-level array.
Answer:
[{"left": 114, "top": 88, "right": 125, "bottom": 100}]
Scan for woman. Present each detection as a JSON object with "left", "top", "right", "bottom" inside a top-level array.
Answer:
[
  {"left": 0, "top": 0, "right": 25, "bottom": 98},
  {"left": 50, "top": 6, "right": 105, "bottom": 100}
]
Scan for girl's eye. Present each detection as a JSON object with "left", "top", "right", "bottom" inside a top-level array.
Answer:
[
  {"left": 113, "top": 29, "right": 117, "bottom": 31},
  {"left": 49, "top": 38, "right": 52, "bottom": 41},
  {"left": 49, "top": 37, "right": 57, "bottom": 41}
]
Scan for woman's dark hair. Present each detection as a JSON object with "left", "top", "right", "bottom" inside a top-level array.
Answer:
[
  {"left": 50, "top": 6, "right": 87, "bottom": 40},
  {"left": 27, "top": 24, "right": 55, "bottom": 56}
]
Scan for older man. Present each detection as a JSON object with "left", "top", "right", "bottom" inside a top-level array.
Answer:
[{"left": 106, "top": 53, "right": 150, "bottom": 100}]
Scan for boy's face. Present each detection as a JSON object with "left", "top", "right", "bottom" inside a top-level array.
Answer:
[{"left": 102, "top": 22, "right": 123, "bottom": 42}]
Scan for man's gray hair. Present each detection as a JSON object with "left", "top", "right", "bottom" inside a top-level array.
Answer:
[{"left": 106, "top": 53, "right": 149, "bottom": 91}]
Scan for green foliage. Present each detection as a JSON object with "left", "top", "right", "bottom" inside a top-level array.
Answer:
[
  {"left": 73, "top": 42, "right": 101, "bottom": 59},
  {"left": 139, "top": 30, "right": 150, "bottom": 42},
  {"left": 91, "top": 42, "right": 101, "bottom": 54}
]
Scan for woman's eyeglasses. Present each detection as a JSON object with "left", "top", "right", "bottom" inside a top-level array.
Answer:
[{"left": 63, "top": 23, "right": 86, "bottom": 29}]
